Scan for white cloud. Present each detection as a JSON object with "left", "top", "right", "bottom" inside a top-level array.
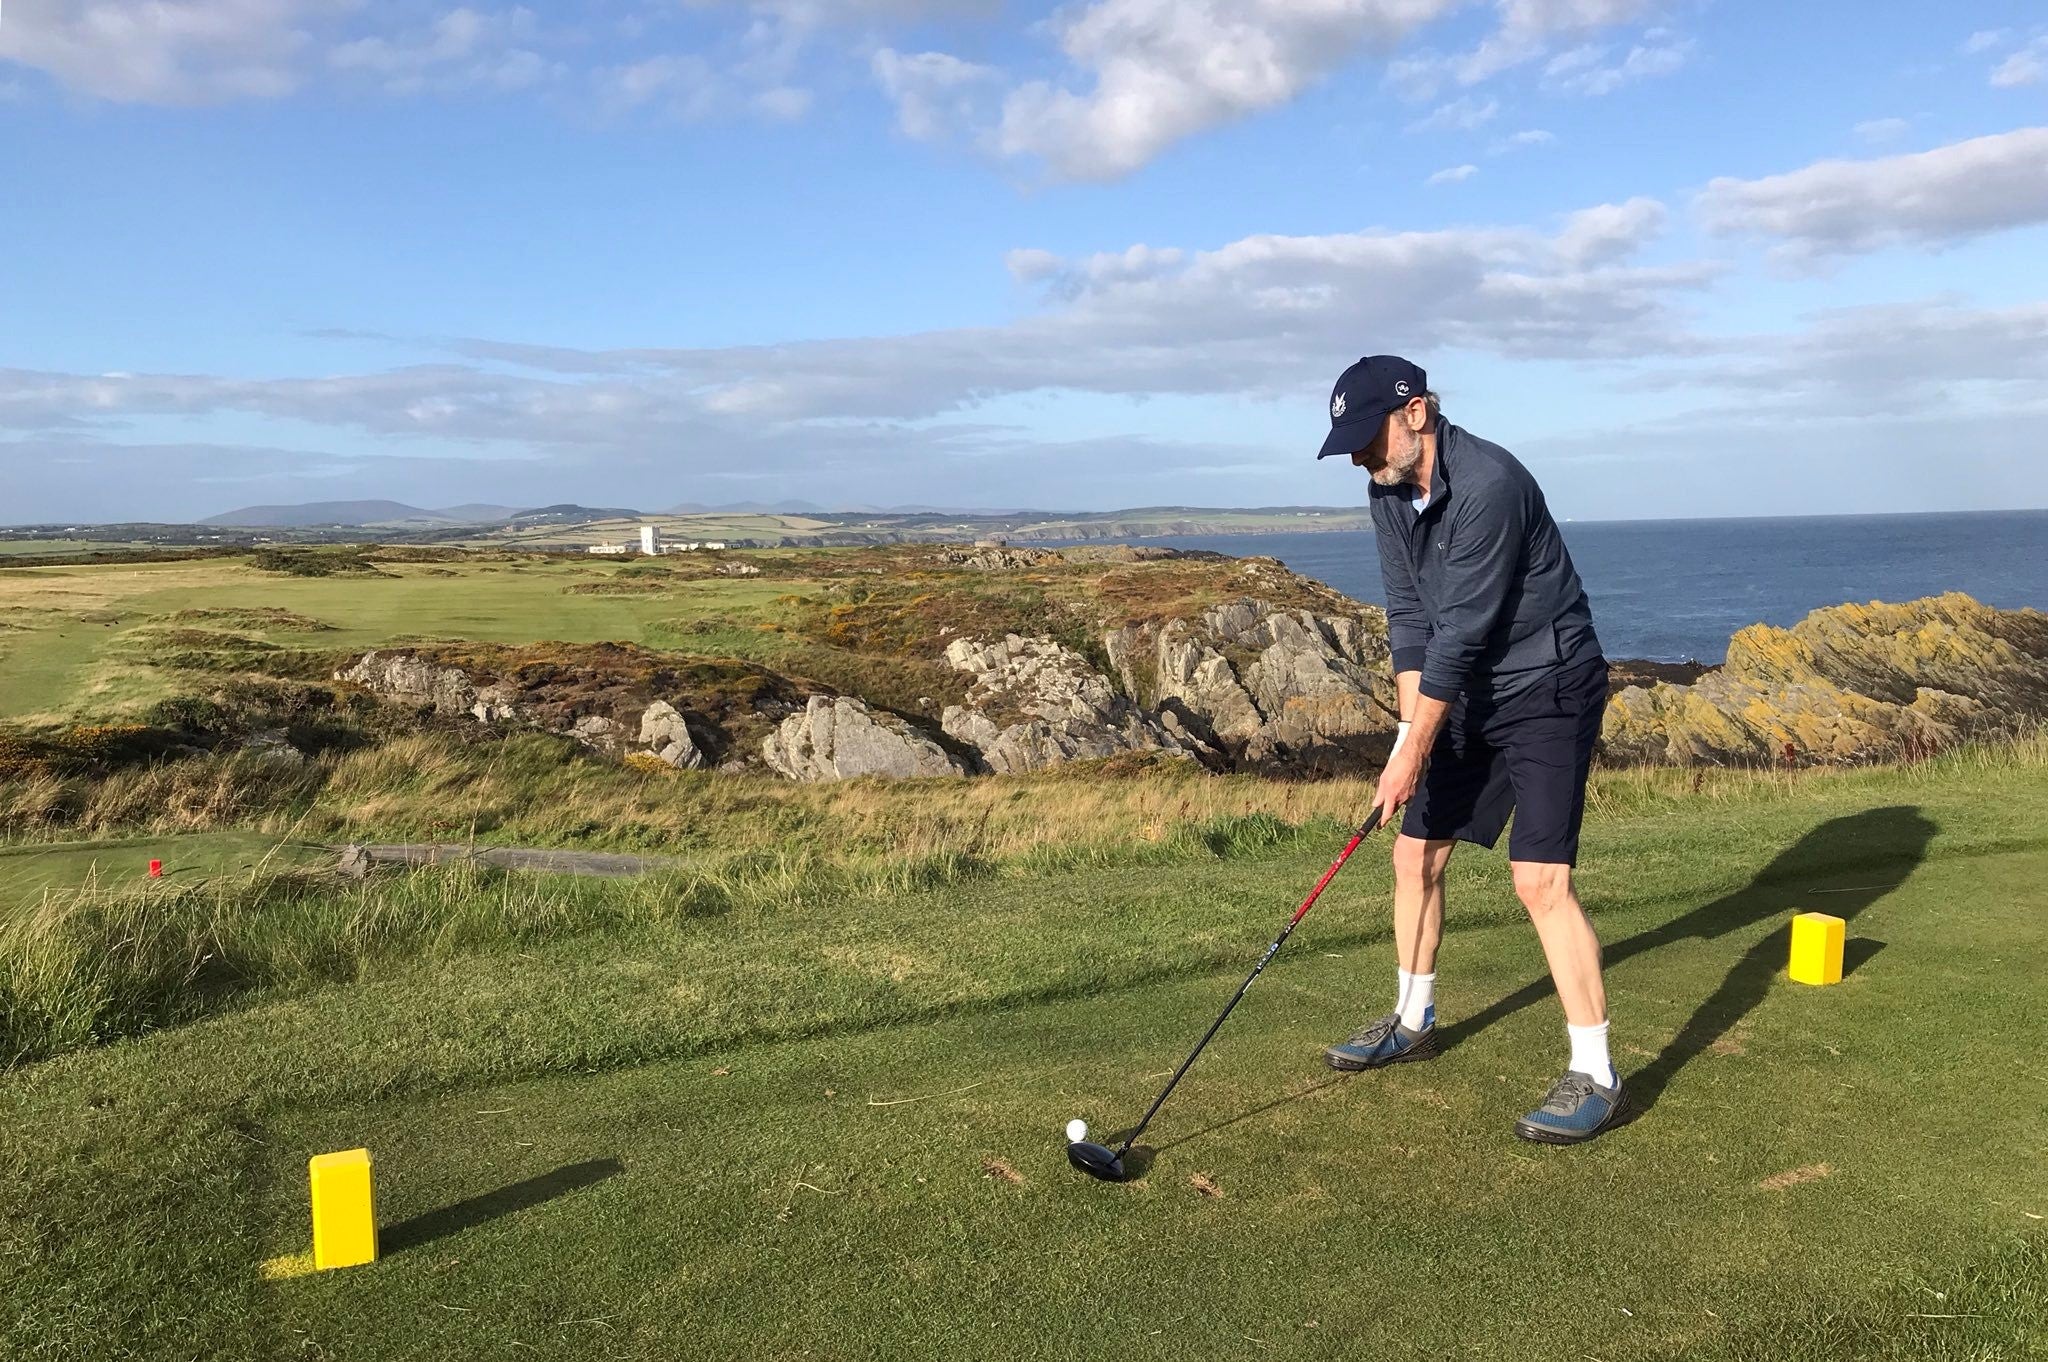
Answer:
[
  {"left": 598, "top": 53, "right": 723, "bottom": 119},
  {"left": 0, "top": 0, "right": 351, "bottom": 104},
  {"left": 990, "top": 0, "right": 1461, "bottom": 182},
  {"left": 1489, "top": 127, "right": 1555, "bottom": 153},
  {"left": 1696, "top": 126, "right": 2048, "bottom": 263},
  {"left": 1408, "top": 95, "right": 1498, "bottom": 132},
  {"left": 1853, "top": 117, "right": 1910, "bottom": 143},
  {"left": 1542, "top": 28, "right": 1690, "bottom": 95},
  {"left": 1991, "top": 34, "right": 2047, "bottom": 87},
  {"left": 329, "top": 8, "right": 558, "bottom": 96},
  {"left": 872, "top": 47, "right": 1001, "bottom": 140},
  {"left": 1961, "top": 29, "right": 2009, "bottom": 55},
  {"left": 0, "top": 201, "right": 1706, "bottom": 483},
  {"left": 1427, "top": 163, "right": 1479, "bottom": 184},
  {"left": 1553, "top": 197, "right": 1665, "bottom": 266},
  {"left": 1388, "top": 0, "right": 1650, "bottom": 99}
]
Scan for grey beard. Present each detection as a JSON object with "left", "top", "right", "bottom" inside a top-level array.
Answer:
[{"left": 1373, "top": 431, "right": 1424, "bottom": 485}]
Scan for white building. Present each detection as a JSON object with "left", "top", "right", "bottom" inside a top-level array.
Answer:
[
  {"left": 640, "top": 525, "right": 661, "bottom": 556},
  {"left": 586, "top": 543, "right": 630, "bottom": 556}
]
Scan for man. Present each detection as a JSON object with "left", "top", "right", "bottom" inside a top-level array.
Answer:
[{"left": 1315, "top": 355, "right": 1623, "bottom": 1144}]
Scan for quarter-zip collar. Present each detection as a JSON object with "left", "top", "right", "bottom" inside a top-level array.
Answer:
[{"left": 1416, "top": 417, "right": 1453, "bottom": 521}]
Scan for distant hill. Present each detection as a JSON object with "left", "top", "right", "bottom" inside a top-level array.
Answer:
[
  {"left": 666, "top": 499, "right": 830, "bottom": 515},
  {"left": 201, "top": 500, "right": 448, "bottom": 528},
  {"left": 434, "top": 503, "right": 525, "bottom": 523},
  {"left": 508, "top": 504, "right": 643, "bottom": 526}
]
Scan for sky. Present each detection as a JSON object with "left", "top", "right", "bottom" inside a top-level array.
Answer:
[{"left": 3, "top": 0, "right": 2047, "bottom": 524}]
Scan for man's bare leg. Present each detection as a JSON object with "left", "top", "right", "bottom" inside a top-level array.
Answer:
[
  {"left": 1509, "top": 860, "right": 1606, "bottom": 1026},
  {"left": 1323, "top": 833, "right": 1456, "bottom": 1069},
  {"left": 1392, "top": 833, "right": 1457, "bottom": 978}
]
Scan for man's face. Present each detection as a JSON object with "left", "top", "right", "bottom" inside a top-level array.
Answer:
[{"left": 1348, "top": 402, "right": 1426, "bottom": 485}]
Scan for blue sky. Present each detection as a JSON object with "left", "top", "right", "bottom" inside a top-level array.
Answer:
[{"left": 3, "top": 0, "right": 2047, "bottom": 522}]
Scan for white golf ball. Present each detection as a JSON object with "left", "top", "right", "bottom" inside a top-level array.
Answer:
[{"left": 1065, "top": 1118, "right": 1088, "bottom": 1142}]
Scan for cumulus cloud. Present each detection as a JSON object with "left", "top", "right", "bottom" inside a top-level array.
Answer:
[
  {"left": 1990, "top": 34, "right": 2047, "bottom": 87},
  {"left": 0, "top": 0, "right": 888, "bottom": 116},
  {"left": 1427, "top": 163, "right": 1478, "bottom": 184},
  {"left": 872, "top": 48, "right": 1001, "bottom": 140},
  {"left": 0, "top": 0, "right": 351, "bottom": 104},
  {"left": 330, "top": 8, "right": 559, "bottom": 96},
  {"left": 985, "top": 0, "right": 1460, "bottom": 182},
  {"left": 1553, "top": 197, "right": 1666, "bottom": 266},
  {"left": 1696, "top": 126, "right": 2048, "bottom": 263},
  {"left": 0, "top": 201, "right": 1703, "bottom": 474}
]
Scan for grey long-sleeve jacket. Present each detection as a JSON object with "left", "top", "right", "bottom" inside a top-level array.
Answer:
[{"left": 1370, "top": 420, "right": 1602, "bottom": 706}]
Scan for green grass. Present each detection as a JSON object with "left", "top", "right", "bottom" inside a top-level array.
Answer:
[
  {"left": 2, "top": 750, "right": 2044, "bottom": 1359},
  {"left": 0, "top": 831, "right": 330, "bottom": 903},
  {"left": 0, "top": 540, "right": 160, "bottom": 557},
  {"left": 0, "top": 558, "right": 815, "bottom": 722}
]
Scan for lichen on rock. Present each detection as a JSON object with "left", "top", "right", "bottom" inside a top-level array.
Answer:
[{"left": 1601, "top": 593, "right": 2048, "bottom": 766}]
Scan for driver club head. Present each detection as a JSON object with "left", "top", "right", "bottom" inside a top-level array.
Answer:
[{"left": 1066, "top": 1140, "right": 1130, "bottom": 1182}]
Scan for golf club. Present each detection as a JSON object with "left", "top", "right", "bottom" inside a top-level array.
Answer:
[{"left": 1067, "top": 807, "right": 1386, "bottom": 1182}]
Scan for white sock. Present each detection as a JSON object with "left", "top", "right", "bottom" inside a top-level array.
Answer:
[
  {"left": 1396, "top": 970, "right": 1436, "bottom": 1030},
  {"left": 1568, "top": 1021, "right": 1615, "bottom": 1088}
]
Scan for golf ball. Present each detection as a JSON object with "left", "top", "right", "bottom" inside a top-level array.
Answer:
[{"left": 1065, "top": 1118, "right": 1088, "bottom": 1142}]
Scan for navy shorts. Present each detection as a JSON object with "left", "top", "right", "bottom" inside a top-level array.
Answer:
[{"left": 1400, "top": 656, "right": 1608, "bottom": 866}]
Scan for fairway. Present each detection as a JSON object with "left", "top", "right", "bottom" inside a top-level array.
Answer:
[
  {"left": 0, "top": 557, "right": 809, "bottom": 722},
  {"left": 6, "top": 752, "right": 2044, "bottom": 1361},
  {"left": 0, "top": 832, "right": 330, "bottom": 904}
]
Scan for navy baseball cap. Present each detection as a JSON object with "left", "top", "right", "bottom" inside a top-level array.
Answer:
[{"left": 1316, "top": 355, "right": 1427, "bottom": 460}]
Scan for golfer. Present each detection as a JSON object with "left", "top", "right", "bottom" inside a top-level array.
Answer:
[{"left": 1315, "top": 355, "right": 1622, "bottom": 1143}]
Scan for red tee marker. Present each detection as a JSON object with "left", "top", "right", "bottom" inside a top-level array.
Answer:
[{"left": 148, "top": 859, "right": 163, "bottom": 878}]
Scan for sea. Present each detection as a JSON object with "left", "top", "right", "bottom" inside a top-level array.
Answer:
[{"left": 1043, "top": 509, "right": 2048, "bottom": 664}]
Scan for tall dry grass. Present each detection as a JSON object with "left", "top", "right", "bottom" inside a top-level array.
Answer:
[
  {"left": 3, "top": 730, "right": 1384, "bottom": 859},
  {"left": 9, "top": 724, "right": 2047, "bottom": 861}
]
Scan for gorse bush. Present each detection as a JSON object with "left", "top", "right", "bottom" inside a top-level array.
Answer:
[{"left": 248, "top": 548, "right": 391, "bottom": 577}]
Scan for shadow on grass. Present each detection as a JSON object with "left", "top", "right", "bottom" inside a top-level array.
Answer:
[
  {"left": 383, "top": 1157, "right": 626, "bottom": 1254},
  {"left": 1438, "top": 805, "right": 1934, "bottom": 1118},
  {"left": 1151, "top": 1074, "right": 1354, "bottom": 1154}
]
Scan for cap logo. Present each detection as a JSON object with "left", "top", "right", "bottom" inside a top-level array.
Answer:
[
  {"left": 1394, "top": 380, "right": 1411, "bottom": 397},
  {"left": 1331, "top": 391, "right": 1347, "bottom": 419}
]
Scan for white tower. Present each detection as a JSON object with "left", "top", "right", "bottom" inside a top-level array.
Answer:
[{"left": 640, "top": 525, "right": 660, "bottom": 556}]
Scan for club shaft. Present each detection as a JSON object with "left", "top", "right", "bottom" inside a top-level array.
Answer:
[{"left": 1116, "top": 809, "right": 1382, "bottom": 1156}]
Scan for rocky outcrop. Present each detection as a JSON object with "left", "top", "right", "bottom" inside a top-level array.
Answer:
[
  {"left": 1105, "top": 597, "right": 1399, "bottom": 770},
  {"left": 939, "top": 635, "right": 1204, "bottom": 774},
  {"left": 336, "top": 650, "right": 519, "bottom": 722},
  {"left": 1602, "top": 593, "right": 2048, "bottom": 766},
  {"left": 763, "top": 696, "right": 971, "bottom": 781},
  {"left": 930, "top": 546, "right": 1063, "bottom": 571},
  {"left": 336, "top": 647, "right": 736, "bottom": 769},
  {"left": 638, "top": 700, "right": 707, "bottom": 769},
  {"left": 240, "top": 728, "right": 307, "bottom": 765}
]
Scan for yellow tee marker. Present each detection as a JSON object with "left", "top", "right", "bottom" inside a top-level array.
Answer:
[
  {"left": 309, "top": 1148, "right": 378, "bottom": 1270},
  {"left": 1788, "top": 912, "right": 1845, "bottom": 986}
]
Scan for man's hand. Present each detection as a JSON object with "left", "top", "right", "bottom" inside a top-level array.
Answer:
[
  {"left": 1373, "top": 686, "right": 1451, "bottom": 829},
  {"left": 1371, "top": 744, "right": 1426, "bottom": 827}
]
